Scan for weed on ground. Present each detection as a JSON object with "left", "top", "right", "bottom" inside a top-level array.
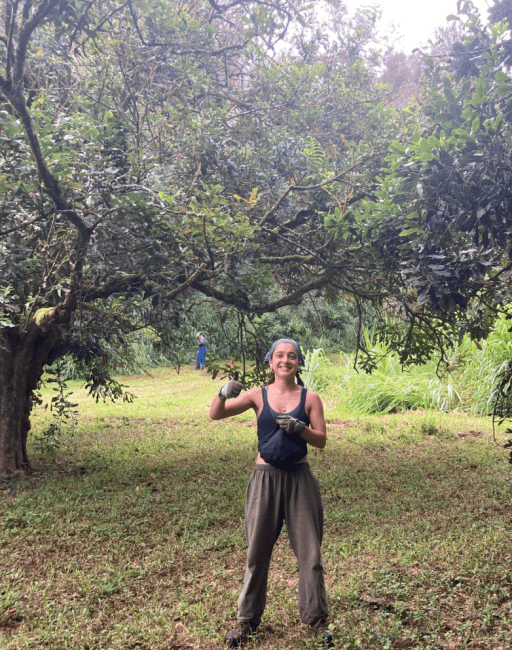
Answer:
[{"left": 1, "top": 367, "right": 511, "bottom": 649}]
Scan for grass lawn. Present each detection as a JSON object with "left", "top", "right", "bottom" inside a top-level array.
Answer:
[{"left": 1, "top": 366, "right": 511, "bottom": 649}]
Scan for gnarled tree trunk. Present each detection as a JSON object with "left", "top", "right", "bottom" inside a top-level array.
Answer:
[{"left": 0, "top": 314, "right": 70, "bottom": 479}]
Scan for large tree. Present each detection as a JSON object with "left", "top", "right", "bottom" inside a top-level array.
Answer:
[
  {"left": 0, "top": 0, "right": 407, "bottom": 477},
  {"left": 341, "top": 0, "right": 512, "bottom": 371}
]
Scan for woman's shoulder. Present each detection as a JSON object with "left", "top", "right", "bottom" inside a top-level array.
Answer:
[
  {"left": 246, "top": 385, "right": 264, "bottom": 395},
  {"left": 242, "top": 385, "right": 264, "bottom": 403},
  {"left": 304, "top": 388, "right": 322, "bottom": 405}
]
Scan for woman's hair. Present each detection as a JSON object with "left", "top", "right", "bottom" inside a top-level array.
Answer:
[{"left": 267, "top": 370, "right": 305, "bottom": 387}]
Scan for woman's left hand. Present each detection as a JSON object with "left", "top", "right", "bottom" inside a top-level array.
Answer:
[{"left": 276, "top": 415, "right": 306, "bottom": 435}]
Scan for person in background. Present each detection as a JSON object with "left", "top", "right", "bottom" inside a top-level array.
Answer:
[
  {"left": 196, "top": 332, "right": 207, "bottom": 369},
  {"left": 210, "top": 338, "right": 333, "bottom": 647}
]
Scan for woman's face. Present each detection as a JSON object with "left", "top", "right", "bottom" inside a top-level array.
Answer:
[{"left": 270, "top": 342, "right": 300, "bottom": 377}]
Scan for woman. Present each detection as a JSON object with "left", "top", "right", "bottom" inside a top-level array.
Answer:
[{"left": 210, "top": 339, "right": 333, "bottom": 647}]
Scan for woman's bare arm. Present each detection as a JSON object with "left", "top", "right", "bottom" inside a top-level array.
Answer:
[{"left": 300, "top": 391, "right": 327, "bottom": 449}]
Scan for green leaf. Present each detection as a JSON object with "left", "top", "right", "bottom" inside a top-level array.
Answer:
[
  {"left": 494, "top": 70, "right": 510, "bottom": 82},
  {"left": 436, "top": 112, "right": 456, "bottom": 123},
  {"left": 448, "top": 103, "right": 461, "bottom": 118},
  {"left": 443, "top": 85, "right": 456, "bottom": 104},
  {"left": 391, "top": 140, "right": 406, "bottom": 154},
  {"left": 399, "top": 228, "right": 422, "bottom": 237},
  {"left": 452, "top": 128, "right": 475, "bottom": 142}
]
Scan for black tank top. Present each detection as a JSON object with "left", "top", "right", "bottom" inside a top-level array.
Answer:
[{"left": 257, "top": 386, "right": 309, "bottom": 470}]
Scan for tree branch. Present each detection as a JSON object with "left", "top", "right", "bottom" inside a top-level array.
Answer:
[
  {"left": 4, "top": 84, "right": 91, "bottom": 245},
  {"left": 168, "top": 264, "right": 207, "bottom": 299},
  {"left": 74, "top": 2, "right": 128, "bottom": 51},
  {"left": 83, "top": 265, "right": 207, "bottom": 302},
  {"left": 15, "top": 0, "right": 61, "bottom": 84},
  {"left": 258, "top": 255, "right": 313, "bottom": 263},
  {"left": 191, "top": 272, "right": 334, "bottom": 314},
  {"left": 258, "top": 160, "right": 366, "bottom": 227},
  {"left": 206, "top": 0, "right": 223, "bottom": 12},
  {"left": 127, "top": 0, "right": 251, "bottom": 54},
  {"left": 5, "top": 0, "right": 21, "bottom": 83}
]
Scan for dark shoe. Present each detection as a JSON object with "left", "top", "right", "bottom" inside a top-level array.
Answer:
[
  {"left": 225, "top": 621, "right": 258, "bottom": 647},
  {"left": 310, "top": 619, "right": 334, "bottom": 647}
]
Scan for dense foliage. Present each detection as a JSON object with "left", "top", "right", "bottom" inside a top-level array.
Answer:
[
  {"left": 0, "top": 0, "right": 410, "bottom": 476},
  {"left": 329, "top": 2, "right": 512, "bottom": 371},
  {"left": 0, "top": 0, "right": 401, "bottom": 335}
]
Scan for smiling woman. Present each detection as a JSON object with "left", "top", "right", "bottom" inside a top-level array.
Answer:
[{"left": 209, "top": 338, "right": 333, "bottom": 647}]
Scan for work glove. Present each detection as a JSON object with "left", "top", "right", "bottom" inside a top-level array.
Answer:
[
  {"left": 276, "top": 415, "right": 306, "bottom": 435},
  {"left": 218, "top": 372, "right": 243, "bottom": 401}
]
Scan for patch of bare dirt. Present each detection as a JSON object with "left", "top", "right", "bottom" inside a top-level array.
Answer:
[
  {"left": 326, "top": 420, "right": 353, "bottom": 427},
  {"left": 455, "top": 430, "right": 485, "bottom": 438}
]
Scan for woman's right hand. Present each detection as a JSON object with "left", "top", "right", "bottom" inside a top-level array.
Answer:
[{"left": 218, "top": 373, "right": 243, "bottom": 401}]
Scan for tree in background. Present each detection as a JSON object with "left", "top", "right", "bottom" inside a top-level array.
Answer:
[
  {"left": 378, "top": 20, "right": 466, "bottom": 109},
  {"left": 343, "top": 0, "right": 512, "bottom": 373}
]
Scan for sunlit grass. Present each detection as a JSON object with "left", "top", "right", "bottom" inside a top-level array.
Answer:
[{"left": 1, "top": 367, "right": 511, "bottom": 649}]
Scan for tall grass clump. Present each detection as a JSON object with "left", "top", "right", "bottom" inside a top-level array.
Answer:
[
  {"left": 336, "top": 337, "right": 462, "bottom": 414},
  {"left": 454, "top": 313, "right": 512, "bottom": 413},
  {"left": 302, "top": 348, "right": 335, "bottom": 392},
  {"left": 331, "top": 314, "right": 512, "bottom": 416}
]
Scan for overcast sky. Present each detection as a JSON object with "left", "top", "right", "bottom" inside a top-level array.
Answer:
[{"left": 341, "top": 0, "right": 493, "bottom": 53}]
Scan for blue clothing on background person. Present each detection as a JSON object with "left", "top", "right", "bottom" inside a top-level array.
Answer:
[
  {"left": 197, "top": 347, "right": 206, "bottom": 369},
  {"left": 196, "top": 332, "right": 207, "bottom": 369}
]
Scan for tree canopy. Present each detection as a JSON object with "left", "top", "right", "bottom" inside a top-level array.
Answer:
[{"left": 0, "top": 0, "right": 408, "bottom": 477}]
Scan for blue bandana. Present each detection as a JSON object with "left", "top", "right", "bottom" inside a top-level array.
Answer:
[{"left": 264, "top": 339, "right": 305, "bottom": 365}]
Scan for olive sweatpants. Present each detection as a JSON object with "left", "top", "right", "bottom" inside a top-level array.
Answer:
[{"left": 237, "top": 463, "right": 328, "bottom": 626}]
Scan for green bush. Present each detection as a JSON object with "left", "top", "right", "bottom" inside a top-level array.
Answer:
[{"left": 337, "top": 353, "right": 460, "bottom": 414}]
